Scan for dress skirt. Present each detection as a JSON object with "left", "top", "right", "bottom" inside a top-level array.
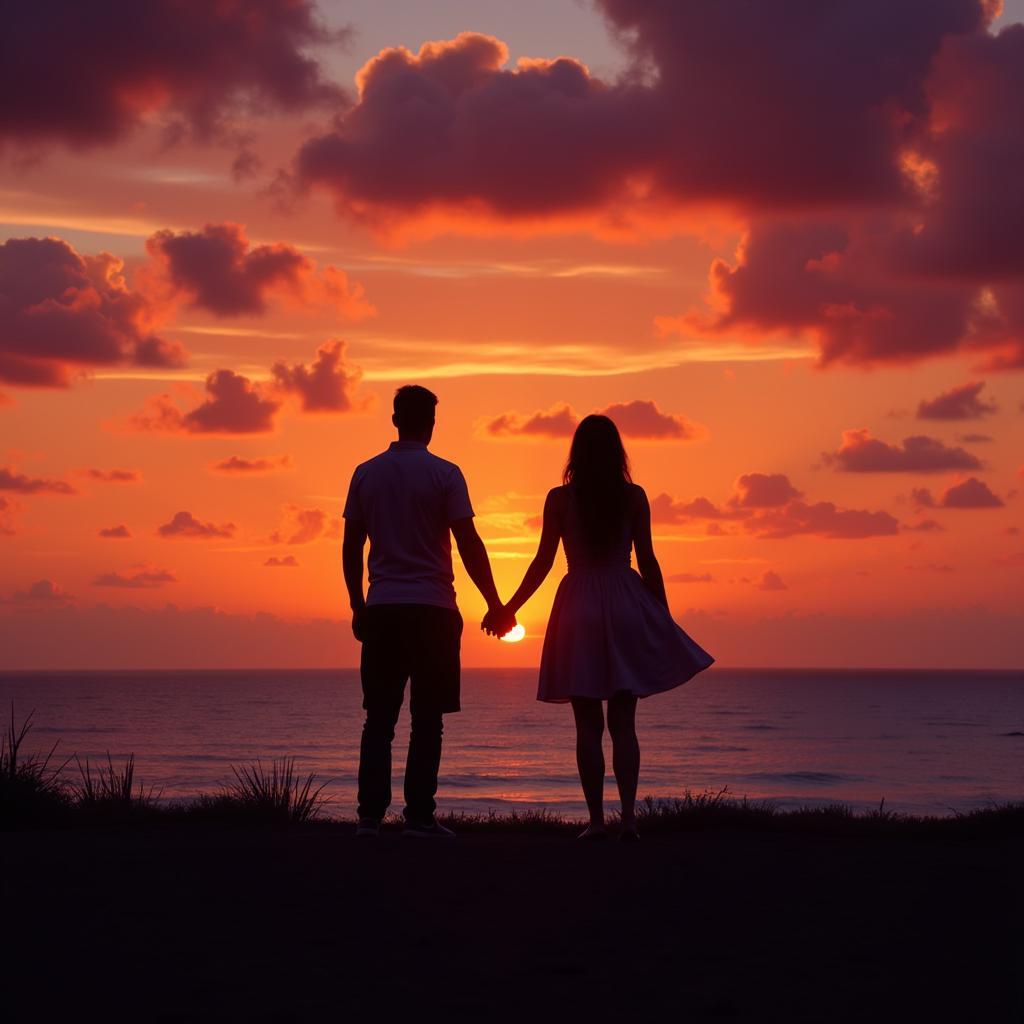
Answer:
[{"left": 537, "top": 567, "right": 714, "bottom": 703}]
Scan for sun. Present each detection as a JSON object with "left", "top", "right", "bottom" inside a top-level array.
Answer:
[{"left": 500, "top": 624, "right": 526, "bottom": 643}]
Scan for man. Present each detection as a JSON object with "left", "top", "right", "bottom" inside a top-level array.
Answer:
[{"left": 342, "top": 385, "right": 515, "bottom": 838}]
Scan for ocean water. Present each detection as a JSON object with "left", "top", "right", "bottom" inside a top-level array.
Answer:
[{"left": 1, "top": 668, "right": 1021, "bottom": 818}]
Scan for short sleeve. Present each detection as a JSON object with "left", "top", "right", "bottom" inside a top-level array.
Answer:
[
  {"left": 445, "top": 466, "right": 474, "bottom": 523},
  {"left": 342, "top": 468, "right": 364, "bottom": 522}
]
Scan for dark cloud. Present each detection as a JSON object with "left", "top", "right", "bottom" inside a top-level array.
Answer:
[
  {"left": 650, "top": 494, "right": 746, "bottom": 525},
  {"left": 917, "top": 381, "right": 997, "bottom": 420},
  {"left": 144, "top": 224, "right": 373, "bottom": 319},
  {"left": 271, "top": 340, "right": 368, "bottom": 412},
  {"left": 940, "top": 477, "right": 1004, "bottom": 509},
  {"left": 910, "top": 487, "right": 937, "bottom": 509},
  {"left": 958, "top": 433, "right": 995, "bottom": 444},
  {"left": 667, "top": 572, "right": 713, "bottom": 584},
  {"left": 729, "top": 473, "right": 802, "bottom": 509},
  {"left": 903, "top": 518, "right": 944, "bottom": 533},
  {"left": 264, "top": 555, "right": 299, "bottom": 568},
  {"left": 755, "top": 571, "right": 787, "bottom": 591},
  {"left": 92, "top": 569, "right": 177, "bottom": 589},
  {"left": 211, "top": 455, "right": 292, "bottom": 474},
  {"left": 1, "top": 1, "right": 343, "bottom": 150},
  {"left": 0, "top": 237, "right": 185, "bottom": 388},
  {"left": 824, "top": 429, "right": 982, "bottom": 473},
  {"left": 98, "top": 525, "right": 132, "bottom": 539},
  {"left": 84, "top": 468, "right": 140, "bottom": 483},
  {"left": 0, "top": 496, "right": 14, "bottom": 535},
  {"left": 9, "top": 580, "right": 73, "bottom": 605},
  {"left": 132, "top": 370, "right": 281, "bottom": 435},
  {"left": 744, "top": 500, "right": 900, "bottom": 540},
  {"left": 157, "top": 511, "right": 235, "bottom": 539},
  {"left": 0, "top": 466, "right": 75, "bottom": 494},
  {"left": 483, "top": 399, "right": 702, "bottom": 441}
]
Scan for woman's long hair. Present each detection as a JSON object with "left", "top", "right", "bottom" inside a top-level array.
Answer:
[{"left": 562, "top": 415, "right": 632, "bottom": 555}]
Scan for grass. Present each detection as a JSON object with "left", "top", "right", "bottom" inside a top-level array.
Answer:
[{"left": 1, "top": 705, "right": 1022, "bottom": 837}]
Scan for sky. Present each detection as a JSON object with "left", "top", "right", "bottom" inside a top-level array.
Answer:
[{"left": 1, "top": 0, "right": 1022, "bottom": 669}]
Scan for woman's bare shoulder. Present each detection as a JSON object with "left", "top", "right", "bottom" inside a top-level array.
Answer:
[{"left": 546, "top": 484, "right": 570, "bottom": 508}]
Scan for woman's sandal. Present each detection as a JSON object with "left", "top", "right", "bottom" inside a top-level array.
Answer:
[{"left": 577, "top": 825, "right": 609, "bottom": 841}]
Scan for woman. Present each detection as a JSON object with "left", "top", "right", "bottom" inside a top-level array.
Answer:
[{"left": 500, "top": 415, "right": 714, "bottom": 840}]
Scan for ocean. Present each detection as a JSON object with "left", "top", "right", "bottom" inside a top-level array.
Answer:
[{"left": 1, "top": 667, "right": 1021, "bottom": 818}]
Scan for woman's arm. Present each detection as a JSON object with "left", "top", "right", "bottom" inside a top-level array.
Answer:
[
  {"left": 632, "top": 486, "right": 669, "bottom": 609},
  {"left": 505, "top": 488, "right": 563, "bottom": 616}
]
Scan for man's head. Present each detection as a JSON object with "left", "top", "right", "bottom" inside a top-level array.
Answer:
[{"left": 392, "top": 385, "right": 438, "bottom": 443}]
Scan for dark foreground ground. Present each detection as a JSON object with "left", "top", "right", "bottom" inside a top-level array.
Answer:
[{"left": 2, "top": 823, "right": 1022, "bottom": 1023}]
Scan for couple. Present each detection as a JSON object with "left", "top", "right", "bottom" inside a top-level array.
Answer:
[{"left": 342, "top": 385, "right": 714, "bottom": 840}]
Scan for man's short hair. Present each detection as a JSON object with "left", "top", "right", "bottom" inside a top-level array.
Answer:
[{"left": 393, "top": 385, "right": 438, "bottom": 432}]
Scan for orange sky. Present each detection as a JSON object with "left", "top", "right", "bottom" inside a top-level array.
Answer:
[{"left": 1, "top": 1, "right": 1022, "bottom": 668}]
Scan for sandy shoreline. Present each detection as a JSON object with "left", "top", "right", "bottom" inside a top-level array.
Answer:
[{"left": 3, "top": 822, "right": 1021, "bottom": 1021}]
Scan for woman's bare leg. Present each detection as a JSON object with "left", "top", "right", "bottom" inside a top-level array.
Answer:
[
  {"left": 607, "top": 693, "right": 639, "bottom": 829},
  {"left": 571, "top": 697, "right": 605, "bottom": 831}
]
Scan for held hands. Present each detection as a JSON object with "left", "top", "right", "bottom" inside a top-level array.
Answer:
[{"left": 481, "top": 604, "right": 517, "bottom": 639}]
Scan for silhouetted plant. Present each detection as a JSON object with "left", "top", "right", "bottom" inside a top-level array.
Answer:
[
  {"left": 0, "top": 704, "right": 71, "bottom": 825},
  {"left": 74, "top": 752, "right": 160, "bottom": 817},
  {"left": 223, "top": 757, "right": 330, "bottom": 823}
]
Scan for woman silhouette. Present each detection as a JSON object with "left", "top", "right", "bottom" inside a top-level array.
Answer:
[{"left": 501, "top": 415, "right": 714, "bottom": 840}]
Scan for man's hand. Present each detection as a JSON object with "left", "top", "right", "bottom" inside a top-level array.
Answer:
[
  {"left": 351, "top": 606, "right": 367, "bottom": 643},
  {"left": 481, "top": 604, "right": 517, "bottom": 638}
]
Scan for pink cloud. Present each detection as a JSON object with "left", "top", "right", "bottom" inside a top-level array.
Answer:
[
  {"left": 0, "top": 496, "right": 15, "bottom": 535},
  {"left": 98, "top": 525, "right": 132, "bottom": 539},
  {"left": 483, "top": 403, "right": 579, "bottom": 439},
  {"left": 0, "top": 237, "right": 185, "bottom": 389},
  {"left": 157, "top": 511, "right": 235, "bottom": 539},
  {"left": 92, "top": 569, "right": 177, "bottom": 589},
  {"left": 144, "top": 224, "right": 373, "bottom": 320},
  {"left": 824, "top": 429, "right": 982, "bottom": 473},
  {"left": 1, "top": 1, "right": 343, "bottom": 152},
  {"left": 0, "top": 466, "right": 75, "bottom": 495},
  {"left": 271, "top": 340, "right": 369, "bottom": 413},
  {"left": 650, "top": 494, "right": 747, "bottom": 525},
  {"left": 903, "top": 518, "right": 944, "bottom": 533},
  {"left": 667, "top": 572, "right": 713, "bottom": 584},
  {"left": 9, "top": 580, "right": 73, "bottom": 605},
  {"left": 744, "top": 500, "right": 900, "bottom": 540},
  {"left": 269, "top": 506, "right": 340, "bottom": 545},
  {"left": 917, "top": 381, "right": 997, "bottom": 420},
  {"left": 940, "top": 477, "right": 1004, "bottom": 509},
  {"left": 211, "top": 455, "right": 292, "bottom": 474}
]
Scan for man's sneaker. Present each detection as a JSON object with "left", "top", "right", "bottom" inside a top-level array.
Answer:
[
  {"left": 402, "top": 818, "right": 456, "bottom": 840},
  {"left": 355, "top": 817, "right": 380, "bottom": 838}
]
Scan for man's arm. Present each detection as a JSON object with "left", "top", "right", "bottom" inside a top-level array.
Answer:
[
  {"left": 450, "top": 517, "right": 515, "bottom": 636},
  {"left": 342, "top": 518, "right": 368, "bottom": 641}
]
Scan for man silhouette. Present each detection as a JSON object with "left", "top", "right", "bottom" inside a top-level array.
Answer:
[{"left": 342, "top": 385, "right": 515, "bottom": 838}]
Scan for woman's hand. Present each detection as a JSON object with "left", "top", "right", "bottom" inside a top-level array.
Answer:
[{"left": 481, "top": 604, "right": 517, "bottom": 638}]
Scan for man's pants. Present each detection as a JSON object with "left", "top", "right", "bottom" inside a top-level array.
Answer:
[{"left": 356, "top": 603, "right": 463, "bottom": 823}]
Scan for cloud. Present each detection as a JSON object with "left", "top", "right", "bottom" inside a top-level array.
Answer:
[
  {"left": 910, "top": 487, "right": 936, "bottom": 509},
  {"left": 144, "top": 224, "right": 373, "bottom": 319},
  {"left": 9, "top": 580, "right": 73, "bottom": 605},
  {"left": 917, "top": 381, "right": 998, "bottom": 420},
  {"left": 755, "top": 571, "right": 787, "bottom": 591},
  {"left": 131, "top": 370, "right": 281, "bottom": 435},
  {"left": 903, "top": 518, "right": 944, "bottom": 533},
  {"left": 98, "top": 525, "right": 131, "bottom": 539},
  {"left": 667, "top": 572, "right": 713, "bottom": 584},
  {"left": 940, "top": 477, "right": 1005, "bottom": 509},
  {"left": 729, "top": 473, "right": 802, "bottom": 509},
  {"left": 84, "top": 468, "right": 140, "bottom": 483},
  {"left": 269, "top": 506, "right": 340, "bottom": 545},
  {"left": 482, "top": 399, "right": 703, "bottom": 440},
  {"left": 157, "top": 511, "right": 235, "bottom": 539},
  {"left": 651, "top": 494, "right": 746, "bottom": 525},
  {"left": 92, "top": 569, "right": 177, "bottom": 589},
  {"left": 744, "top": 500, "right": 900, "bottom": 540},
  {"left": 271, "top": 340, "right": 369, "bottom": 413},
  {"left": 0, "top": 466, "right": 75, "bottom": 495},
  {"left": 0, "top": 237, "right": 185, "bottom": 388},
  {"left": 211, "top": 455, "right": 292, "bottom": 474},
  {"left": 0, "top": 496, "right": 15, "bottom": 535},
  {"left": 958, "top": 433, "right": 994, "bottom": 443},
  {"left": 824, "top": 429, "right": 982, "bottom": 473},
  {"left": 1, "top": 1, "right": 343, "bottom": 151},
  {"left": 264, "top": 556, "right": 299, "bottom": 568}
]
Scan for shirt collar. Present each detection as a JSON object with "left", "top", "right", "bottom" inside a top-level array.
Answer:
[{"left": 389, "top": 441, "right": 427, "bottom": 451}]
